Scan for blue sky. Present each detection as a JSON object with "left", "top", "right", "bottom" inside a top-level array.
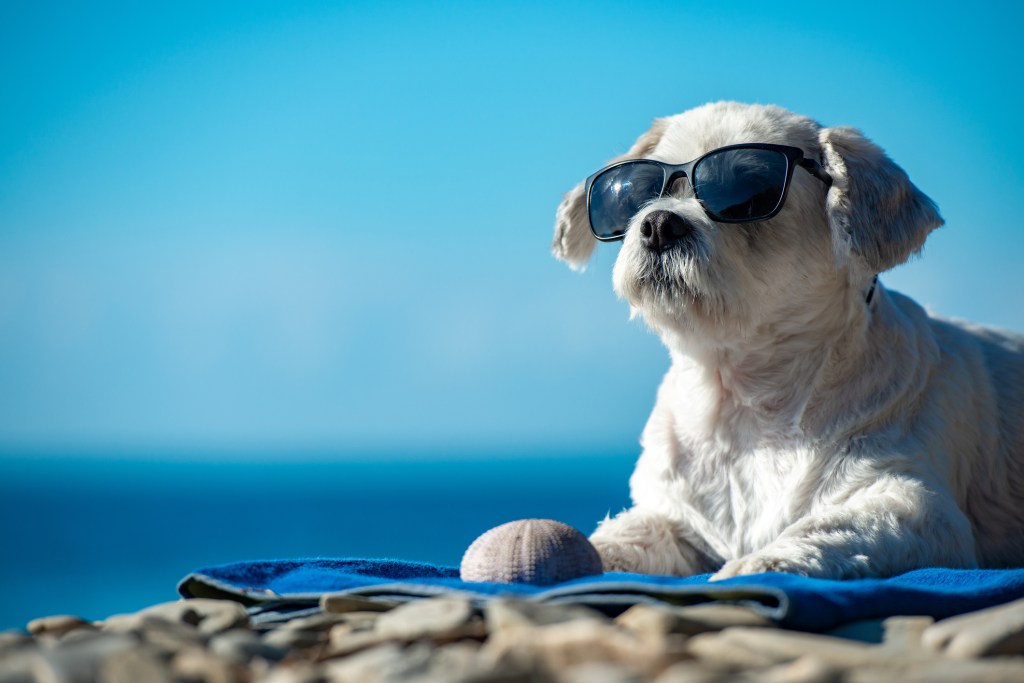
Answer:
[{"left": 1, "top": 1, "right": 1022, "bottom": 457}]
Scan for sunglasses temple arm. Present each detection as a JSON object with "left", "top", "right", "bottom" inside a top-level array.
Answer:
[{"left": 797, "top": 158, "right": 833, "bottom": 188}]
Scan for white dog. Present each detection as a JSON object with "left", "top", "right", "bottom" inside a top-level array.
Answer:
[{"left": 553, "top": 101, "right": 1024, "bottom": 580}]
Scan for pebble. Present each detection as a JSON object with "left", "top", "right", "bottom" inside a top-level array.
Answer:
[
  {"left": 208, "top": 629, "right": 287, "bottom": 664},
  {"left": 485, "top": 598, "right": 607, "bottom": 631},
  {"left": 757, "top": 656, "right": 842, "bottom": 683},
  {"left": 261, "top": 627, "right": 325, "bottom": 651},
  {"left": 334, "top": 611, "right": 381, "bottom": 633},
  {"left": 101, "top": 599, "right": 249, "bottom": 636},
  {"left": 882, "top": 616, "right": 934, "bottom": 651},
  {"left": 615, "top": 603, "right": 775, "bottom": 645},
  {"left": 373, "top": 597, "right": 477, "bottom": 641},
  {"left": 652, "top": 661, "right": 734, "bottom": 683},
  {"left": 685, "top": 631, "right": 781, "bottom": 670},
  {"left": 325, "top": 629, "right": 391, "bottom": 657},
  {"left": 421, "top": 642, "right": 485, "bottom": 682},
  {"left": 844, "top": 658, "right": 1024, "bottom": 683},
  {"left": 253, "top": 662, "right": 325, "bottom": 683},
  {"left": 41, "top": 633, "right": 139, "bottom": 683},
  {"left": 559, "top": 662, "right": 646, "bottom": 683},
  {"left": 171, "top": 647, "right": 237, "bottom": 683},
  {"left": 138, "top": 617, "right": 207, "bottom": 658},
  {"left": 482, "top": 616, "right": 682, "bottom": 677},
  {"left": 26, "top": 616, "right": 95, "bottom": 638},
  {"left": 321, "top": 642, "right": 417, "bottom": 683},
  {"left": 669, "top": 604, "right": 773, "bottom": 634},
  {"left": 276, "top": 612, "right": 351, "bottom": 633},
  {"left": 156, "top": 599, "right": 250, "bottom": 635},
  {"left": 0, "top": 631, "right": 33, "bottom": 653},
  {"left": 11, "top": 591, "right": 1024, "bottom": 682},
  {"left": 98, "top": 648, "right": 172, "bottom": 683},
  {"left": 686, "top": 626, "right": 912, "bottom": 670},
  {"left": 0, "top": 652, "right": 65, "bottom": 683},
  {"left": 921, "top": 597, "right": 1024, "bottom": 658},
  {"left": 320, "top": 594, "right": 399, "bottom": 614}
]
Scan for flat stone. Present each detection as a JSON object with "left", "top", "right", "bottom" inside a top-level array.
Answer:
[
  {"left": 482, "top": 617, "right": 682, "bottom": 676},
  {"left": 255, "top": 662, "right": 325, "bottom": 683},
  {"left": 668, "top": 604, "right": 773, "bottom": 634},
  {"left": 844, "top": 658, "right": 1024, "bottom": 683},
  {"left": 0, "top": 631, "right": 33, "bottom": 654},
  {"left": 99, "top": 613, "right": 203, "bottom": 654},
  {"left": 27, "top": 616, "right": 94, "bottom": 638},
  {"left": 922, "top": 598, "right": 1024, "bottom": 658},
  {"left": 336, "top": 611, "right": 381, "bottom": 633},
  {"left": 882, "top": 616, "right": 934, "bottom": 651},
  {"left": 318, "top": 612, "right": 382, "bottom": 647},
  {"left": 0, "top": 652, "right": 65, "bottom": 683},
  {"left": 756, "top": 656, "right": 841, "bottom": 683},
  {"left": 261, "top": 627, "right": 326, "bottom": 651},
  {"left": 652, "top": 660, "right": 736, "bottom": 683},
  {"left": 324, "top": 641, "right": 484, "bottom": 683},
  {"left": 97, "top": 614, "right": 144, "bottom": 634},
  {"left": 43, "top": 633, "right": 139, "bottom": 683},
  {"left": 208, "top": 629, "right": 287, "bottom": 664},
  {"left": 171, "top": 647, "right": 236, "bottom": 683},
  {"left": 616, "top": 603, "right": 774, "bottom": 640},
  {"left": 97, "top": 648, "right": 171, "bottom": 683},
  {"left": 321, "top": 642, "right": 419, "bottom": 683},
  {"left": 277, "top": 612, "right": 352, "bottom": 632},
  {"left": 685, "top": 632, "right": 780, "bottom": 670},
  {"left": 616, "top": 604, "right": 685, "bottom": 638},
  {"left": 485, "top": 599, "right": 606, "bottom": 632},
  {"left": 373, "top": 597, "right": 476, "bottom": 641},
  {"left": 101, "top": 599, "right": 248, "bottom": 636},
  {"left": 420, "top": 642, "right": 485, "bottom": 682},
  {"left": 138, "top": 616, "right": 208, "bottom": 658},
  {"left": 58, "top": 628, "right": 114, "bottom": 649},
  {"left": 686, "top": 627, "right": 891, "bottom": 669},
  {"left": 320, "top": 594, "right": 399, "bottom": 614},
  {"left": 155, "top": 599, "right": 250, "bottom": 636},
  {"left": 559, "top": 662, "right": 647, "bottom": 683},
  {"left": 324, "top": 629, "right": 391, "bottom": 658}
]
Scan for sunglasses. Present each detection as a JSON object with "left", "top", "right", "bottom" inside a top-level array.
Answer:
[{"left": 585, "top": 143, "right": 833, "bottom": 241}]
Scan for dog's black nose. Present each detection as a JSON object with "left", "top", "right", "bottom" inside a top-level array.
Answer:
[{"left": 639, "top": 210, "right": 694, "bottom": 253}]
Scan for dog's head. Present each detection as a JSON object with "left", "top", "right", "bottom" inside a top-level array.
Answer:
[{"left": 553, "top": 102, "right": 942, "bottom": 347}]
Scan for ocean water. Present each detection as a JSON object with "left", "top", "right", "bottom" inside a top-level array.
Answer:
[{"left": 0, "top": 452, "right": 635, "bottom": 631}]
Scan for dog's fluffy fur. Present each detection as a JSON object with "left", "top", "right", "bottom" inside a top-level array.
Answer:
[{"left": 553, "top": 102, "right": 1024, "bottom": 579}]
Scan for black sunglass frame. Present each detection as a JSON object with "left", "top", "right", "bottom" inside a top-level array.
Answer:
[{"left": 584, "top": 143, "right": 833, "bottom": 242}]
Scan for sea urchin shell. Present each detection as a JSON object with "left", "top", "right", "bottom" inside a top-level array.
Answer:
[{"left": 460, "top": 519, "right": 603, "bottom": 585}]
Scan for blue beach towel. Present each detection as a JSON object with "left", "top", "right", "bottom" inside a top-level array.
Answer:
[{"left": 178, "top": 558, "right": 1024, "bottom": 632}]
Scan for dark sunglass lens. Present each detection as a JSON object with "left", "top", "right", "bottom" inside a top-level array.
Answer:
[
  {"left": 693, "top": 149, "right": 788, "bottom": 221},
  {"left": 589, "top": 162, "right": 666, "bottom": 239}
]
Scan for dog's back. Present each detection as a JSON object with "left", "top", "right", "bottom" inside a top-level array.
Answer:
[{"left": 922, "top": 306, "right": 1024, "bottom": 566}]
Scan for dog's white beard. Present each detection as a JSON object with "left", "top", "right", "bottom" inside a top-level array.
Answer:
[{"left": 612, "top": 243, "right": 724, "bottom": 328}]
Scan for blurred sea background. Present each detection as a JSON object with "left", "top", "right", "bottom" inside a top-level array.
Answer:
[{"left": 1, "top": 1, "right": 1022, "bottom": 630}]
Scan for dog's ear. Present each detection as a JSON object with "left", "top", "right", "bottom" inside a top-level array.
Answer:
[
  {"left": 552, "top": 181, "right": 593, "bottom": 270},
  {"left": 819, "top": 126, "right": 943, "bottom": 273},
  {"left": 552, "top": 119, "right": 669, "bottom": 271}
]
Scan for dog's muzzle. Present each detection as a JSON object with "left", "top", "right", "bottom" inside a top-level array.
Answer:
[{"left": 639, "top": 210, "right": 697, "bottom": 253}]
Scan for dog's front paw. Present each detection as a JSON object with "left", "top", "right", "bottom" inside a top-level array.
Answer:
[
  {"left": 712, "top": 540, "right": 831, "bottom": 581},
  {"left": 590, "top": 538, "right": 653, "bottom": 573},
  {"left": 711, "top": 544, "right": 869, "bottom": 580},
  {"left": 711, "top": 553, "right": 820, "bottom": 580}
]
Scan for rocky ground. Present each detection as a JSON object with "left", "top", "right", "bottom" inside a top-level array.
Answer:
[{"left": 4, "top": 594, "right": 1024, "bottom": 682}]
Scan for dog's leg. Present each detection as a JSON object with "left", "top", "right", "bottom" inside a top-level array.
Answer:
[
  {"left": 589, "top": 507, "right": 721, "bottom": 576},
  {"left": 711, "top": 476, "right": 978, "bottom": 580}
]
